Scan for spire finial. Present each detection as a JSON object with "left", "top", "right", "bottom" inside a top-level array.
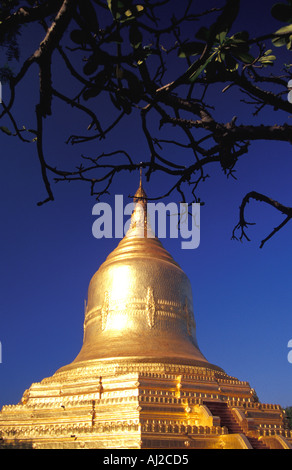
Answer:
[
  {"left": 133, "top": 163, "right": 147, "bottom": 203},
  {"left": 139, "top": 163, "right": 143, "bottom": 187}
]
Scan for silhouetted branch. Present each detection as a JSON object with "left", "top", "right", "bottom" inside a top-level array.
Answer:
[
  {"left": 1, "top": 0, "right": 292, "bottom": 246},
  {"left": 232, "top": 191, "right": 292, "bottom": 248}
]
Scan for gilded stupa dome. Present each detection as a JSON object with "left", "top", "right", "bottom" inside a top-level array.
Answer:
[
  {"left": 58, "top": 176, "right": 221, "bottom": 374},
  {"left": 1, "top": 175, "right": 289, "bottom": 450}
]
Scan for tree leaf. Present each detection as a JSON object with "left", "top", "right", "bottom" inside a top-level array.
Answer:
[
  {"left": 259, "top": 50, "right": 277, "bottom": 65},
  {"left": 83, "top": 49, "right": 111, "bottom": 75},
  {"left": 118, "top": 94, "right": 132, "bottom": 114},
  {"left": 259, "top": 55, "right": 277, "bottom": 66},
  {"left": 195, "top": 26, "right": 210, "bottom": 42},
  {"left": 134, "top": 45, "right": 153, "bottom": 65},
  {"left": 83, "top": 87, "right": 101, "bottom": 100},
  {"left": 232, "top": 50, "right": 255, "bottom": 63},
  {"left": 224, "top": 53, "right": 239, "bottom": 71},
  {"left": 272, "top": 24, "right": 292, "bottom": 47},
  {"left": 70, "top": 29, "right": 90, "bottom": 45},
  {"left": 78, "top": 0, "right": 99, "bottom": 33},
  {"left": 104, "top": 30, "right": 123, "bottom": 44},
  {"left": 107, "top": 0, "right": 144, "bottom": 22},
  {"left": 122, "top": 69, "right": 144, "bottom": 102},
  {"left": 83, "top": 53, "right": 100, "bottom": 75},
  {"left": 216, "top": 31, "right": 227, "bottom": 44},
  {"left": 94, "top": 69, "right": 110, "bottom": 87},
  {"left": 178, "top": 41, "right": 205, "bottom": 58},
  {"left": 204, "top": 60, "right": 226, "bottom": 80},
  {"left": 129, "top": 24, "right": 143, "bottom": 48},
  {"left": 109, "top": 92, "right": 122, "bottom": 110},
  {"left": 271, "top": 3, "right": 292, "bottom": 23},
  {"left": 188, "top": 51, "right": 217, "bottom": 83},
  {"left": 231, "top": 31, "right": 250, "bottom": 42},
  {"left": 0, "top": 126, "right": 12, "bottom": 135},
  {"left": 272, "top": 35, "right": 288, "bottom": 47},
  {"left": 209, "top": 0, "right": 240, "bottom": 37},
  {"left": 274, "top": 24, "right": 292, "bottom": 34}
]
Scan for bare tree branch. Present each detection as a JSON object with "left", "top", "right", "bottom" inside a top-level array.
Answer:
[
  {"left": 1, "top": 0, "right": 292, "bottom": 246},
  {"left": 232, "top": 191, "right": 292, "bottom": 248}
]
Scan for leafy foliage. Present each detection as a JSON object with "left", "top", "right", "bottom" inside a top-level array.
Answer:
[
  {"left": 107, "top": 0, "right": 144, "bottom": 23},
  {"left": 272, "top": 0, "right": 292, "bottom": 49},
  {"left": 0, "top": 0, "right": 20, "bottom": 64},
  {"left": 0, "top": 0, "right": 292, "bottom": 245}
]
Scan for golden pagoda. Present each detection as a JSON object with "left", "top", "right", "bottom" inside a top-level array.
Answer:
[{"left": 0, "top": 175, "right": 291, "bottom": 450}]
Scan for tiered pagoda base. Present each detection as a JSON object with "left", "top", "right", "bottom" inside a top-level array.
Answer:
[
  {"left": 1, "top": 181, "right": 291, "bottom": 449},
  {"left": 1, "top": 360, "right": 291, "bottom": 449}
]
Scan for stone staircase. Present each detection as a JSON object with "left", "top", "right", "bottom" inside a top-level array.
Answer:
[{"left": 204, "top": 401, "right": 268, "bottom": 449}]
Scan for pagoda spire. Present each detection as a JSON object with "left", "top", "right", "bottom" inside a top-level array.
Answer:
[
  {"left": 133, "top": 164, "right": 147, "bottom": 202},
  {"left": 128, "top": 165, "right": 151, "bottom": 238}
]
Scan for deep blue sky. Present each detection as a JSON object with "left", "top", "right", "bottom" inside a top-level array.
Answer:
[{"left": 0, "top": 0, "right": 292, "bottom": 410}]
